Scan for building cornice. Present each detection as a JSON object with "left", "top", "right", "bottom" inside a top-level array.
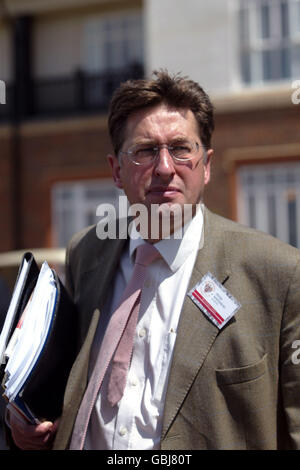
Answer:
[
  {"left": 213, "top": 84, "right": 296, "bottom": 114},
  {"left": 1, "top": 0, "right": 129, "bottom": 16}
]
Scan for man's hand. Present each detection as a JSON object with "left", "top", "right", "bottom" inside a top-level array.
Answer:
[{"left": 9, "top": 409, "right": 59, "bottom": 450}]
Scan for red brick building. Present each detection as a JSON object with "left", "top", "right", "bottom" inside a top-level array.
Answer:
[{"left": 0, "top": 0, "right": 299, "bottom": 253}]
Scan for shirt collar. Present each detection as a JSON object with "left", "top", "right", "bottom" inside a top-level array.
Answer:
[{"left": 129, "top": 204, "right": 204, "bottom": 273}]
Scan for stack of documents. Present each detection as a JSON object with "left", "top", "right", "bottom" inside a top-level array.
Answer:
[{"left": 0, "top": 253, "right": 78, "bottom": 424}]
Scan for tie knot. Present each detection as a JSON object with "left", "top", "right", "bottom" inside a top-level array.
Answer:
[{"left": 135, "top": 243, "right": 160, "bottom": 267}]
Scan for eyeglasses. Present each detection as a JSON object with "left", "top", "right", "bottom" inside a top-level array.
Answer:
[{"left": 119, "top": 140, "right": 202, "bottom": 165}]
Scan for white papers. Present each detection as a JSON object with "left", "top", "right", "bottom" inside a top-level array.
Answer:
[
  {"left": 2, "top": 262, "right": 57, "bottom": 405},
  {"left": 0, "top": 257, "right": 29, "bottom": 364}
]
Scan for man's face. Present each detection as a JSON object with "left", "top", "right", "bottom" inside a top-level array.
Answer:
[{"left": 108, "top": 104, "right": 212, "bottom": 213}]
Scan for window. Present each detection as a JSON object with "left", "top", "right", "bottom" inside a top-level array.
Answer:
[
  {"left": 83, "top": 10, "right": 144, "bottom": 73},
  {"left": 52, "top": 180, "right": 124, "bottom": 247},
  {"left": 239, "top": 0, "right": 300, "bottom": 84},
  {"left": 237, "top": 163, "right": 300, "bottom": 248},
  {"left": 82, "top": 10, "right": 144, "bottom": 107}
]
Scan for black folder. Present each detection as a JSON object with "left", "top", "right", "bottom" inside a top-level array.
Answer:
[{"left": 0, "top": 252, "right": 78, "bottom": 423}]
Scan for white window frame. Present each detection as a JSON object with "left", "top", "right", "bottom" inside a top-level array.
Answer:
[
  {"left": 238, "top": 0, "right": 300, "bottom": 85},
  {"left": 237, "top": 163, "right": 300, "bottom": 248},
  {"left": 82, "top": 9, "right": 144, "bottom": 73},
  {"left": 51, "top": 179, "right": 124, "bottom": 247}
]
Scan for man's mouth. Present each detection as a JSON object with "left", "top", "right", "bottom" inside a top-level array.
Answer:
[{"left": 146, "top": 186, "right": 182, "bottom": 196}]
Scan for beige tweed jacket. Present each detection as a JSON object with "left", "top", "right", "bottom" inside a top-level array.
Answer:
[{"left": 53, "top": 208, "right": 300, "bottom": 450}]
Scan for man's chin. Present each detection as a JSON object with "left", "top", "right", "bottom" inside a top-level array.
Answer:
[{"left": 132, "top": 199, "right": 196, "bottom": 241}]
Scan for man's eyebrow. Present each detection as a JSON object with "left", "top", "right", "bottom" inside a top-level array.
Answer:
[
  {"left": 130, "top": 138, "right": 156, "bottom": 146},
  {"left": 131, "top": 136, "right": 190, "bottom": 146},
  {"left": 169, "top": 137, "right": 190, "bottom": 144}
]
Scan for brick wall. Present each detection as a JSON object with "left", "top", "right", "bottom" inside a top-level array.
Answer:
[
  {"left": 0, "top": 105, "right": 299, "bottom": 252},
  {"left": 205, "top": 105, "right": 300, "bottom": 219},
  {"left": 20, "top": 118, "right": 113, "bottom": 248}
]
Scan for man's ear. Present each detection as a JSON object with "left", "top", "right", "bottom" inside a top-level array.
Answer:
[
  {"left": 204, "top": 148, "right": 213, "bottom": 185},
  {"left": 107, "top": 154, "right": 123, "bottom": 189}
]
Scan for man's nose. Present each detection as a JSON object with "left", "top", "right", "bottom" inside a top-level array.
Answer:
[{"left": 153, "top": 147, "right": 176, "bottom": 177}]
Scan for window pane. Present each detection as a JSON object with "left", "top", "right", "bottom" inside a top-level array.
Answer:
[
  {"left": 297, "top": 1, "right": 300, "bottom": 32},
  {"left": 104, "top": 40, "right": 112, "bottom": 69},
  {"left": 86, "top": 210, "right": 97, "bottom": 227},
  {"left": 281, "top": 46, "right": 291, "bottom": 78},
  {"left": 267, "top": 194, "right": 277, "bottom": 237},
  {"left": 248, "top": 195, "right": 256, "bottom": 228},
  {"left": 287, "top": 191, "right": 297, "bottom": 247},
  {"left": 291, "top": 44, "right": 300, "bottom": 77},
  {"left": 58, "top": 210, "right": 76, "bottom": 248},
  {"left": 281, "top": 1, "right": 290, "bottom": 38},
  {"left": 240, "top": 51, "right": 251, "bottom": 83},
  {"left": 262, "top": 48, "right": 290, "bottom": 81},
  {"left": 261, "top": 4, "right": 271, "bottom": 39},
  {"left": 239, "top": 7, "right": 250, "bottom": 44},
  {"left": 262, "top": 49, "right": 272, "bottom": 80}
]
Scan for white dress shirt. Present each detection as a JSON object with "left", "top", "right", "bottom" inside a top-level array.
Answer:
[{"left": 84, "top": 207, "right": 204, "bottom": 450}]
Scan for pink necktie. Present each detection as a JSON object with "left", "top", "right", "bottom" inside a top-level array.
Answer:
[{"left": 69, "top": 243, "right": 160, "bottom": 450}]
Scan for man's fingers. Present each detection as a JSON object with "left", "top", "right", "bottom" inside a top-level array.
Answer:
[{"left": 9, "top": 411, "right": 55, "bottom": 450}]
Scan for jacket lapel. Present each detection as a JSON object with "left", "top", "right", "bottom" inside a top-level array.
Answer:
[
  {"left": 161, "top": 209, "right": 232, "bottom": 439},
  {"left": 76, "top": 231, "right": 128, "bottom": 346}
]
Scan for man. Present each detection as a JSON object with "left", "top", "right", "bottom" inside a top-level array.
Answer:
[{"left": 9, "top": 71, "right": 300, "bottom": 450}]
